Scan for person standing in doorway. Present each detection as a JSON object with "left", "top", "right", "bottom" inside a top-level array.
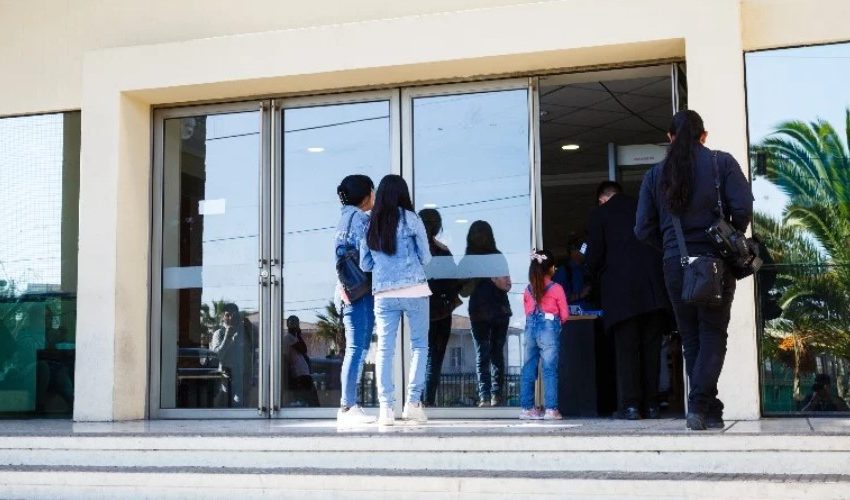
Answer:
[
  {"left": 635, "top": 110, "right": 753, "bottom": 430},
  {"left": 519, "top": 249, "right": 568, "bottom": 420},
  {"left": 585, "top": 181, "right": 670, "bottom": 420},
  {"left": 335, "top": 174, "right": 377, "bottom": 426},
  {"left": 361, "top": 175, "right": 432, "bottom": 426},
  {"left": 419, "top": 208, "right": 461, "bottom": 407},
  {"left": 457, "top": 220, "right": 512, "bottom": 407}
]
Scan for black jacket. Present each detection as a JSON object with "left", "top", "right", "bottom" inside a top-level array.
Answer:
[
  {"left": 634, "top": 145, "right": 753, "bottom": 260},
  {"left": 585, "top": 194, "right": 669, "bottom": 330}
]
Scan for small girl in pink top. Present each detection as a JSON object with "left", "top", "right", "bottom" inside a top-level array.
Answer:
[{"left": 519, "top": 249, "right": 569, "bottom": 420}]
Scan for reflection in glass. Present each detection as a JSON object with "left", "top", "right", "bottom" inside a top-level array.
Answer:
[
  {"left": 160, "top": 111, "right": 261, "bottom": 409},
  {"left": 413, "top": 89, "right": 531, "bottom": 407},
  {"left": 281, "top": 100, "right": 391, "bottom": 408},
  {"left": 0, "top": 112, "right": 80, "bottom": 417},
  {"left": 747, "top": 42, "right": 850, "bottom": 414}
]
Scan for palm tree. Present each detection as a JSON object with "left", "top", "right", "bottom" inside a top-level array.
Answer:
[
  {"left": 315, "top": 301, "right": 345, "bottom": 357},
  {"left": 754, "top": 110, "right": 850, "bottom": 401}
]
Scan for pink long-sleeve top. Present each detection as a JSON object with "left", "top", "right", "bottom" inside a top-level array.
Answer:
[{"left": 523, "top": 278, "right": 569, "bottom": 323}]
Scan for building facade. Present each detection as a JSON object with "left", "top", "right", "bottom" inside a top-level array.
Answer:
[{"left": 0, "top": 0, "right": 848, "bottom": 422}]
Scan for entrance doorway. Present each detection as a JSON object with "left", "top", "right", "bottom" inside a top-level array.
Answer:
[
  {"left": 537, "top": 65, "right": 686, "bottom": 417},
  {"left": 149, "top": 65, "right": 684, "bottom": 419}
]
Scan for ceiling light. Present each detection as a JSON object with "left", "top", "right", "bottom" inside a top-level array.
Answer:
[
  {"left": 422, "top": 203, "right": 438, "bottom": 209},
  {"left": 307, "top": 147, "right": 325, "bottom": 153},
  {"left": 561, "top": 144, "right": 580, "bottom": 151},
  {"left": 455, "top": 219, "right": 468, "bottom": 224}
]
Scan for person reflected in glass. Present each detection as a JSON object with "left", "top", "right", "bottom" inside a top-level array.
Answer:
[
  {"left": 361, "top": 175, "right": 432, "bottom": 426},
  {"left": 209, "top": 303, "right": 247, "bottom": 407},
  {"left": 284, "top": 315, "right": 319, "bottom": 407},
  {"left": 800, "top": 374, "right": 850, "bottom": 412},
  {"left": 335, "top": 174, "right": 377, "bottom": 426},
  {"left": 458, "top": 220, "right": 512, "bottom": 407},
  {"left": 635, "top": 110, "right": 753, "bottom": 430},
  {"left": 419, "top": 208, "right": 461, "bottom": 407}
]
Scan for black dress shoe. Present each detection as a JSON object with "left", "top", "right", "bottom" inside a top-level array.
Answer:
[
  {"left": 645, "top": 406, "right": 661, "bottom": 419},
  {"left": 686, "top": 412, "right": 707, "bottom": 430},
  {"left": 613, "top": 407, "right": 642, "bottom": 420},
  {"left": 705, "top": 415, "right": 725, "bottom": 429}
]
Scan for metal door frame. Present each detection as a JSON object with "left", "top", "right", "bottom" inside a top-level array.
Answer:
[
  {"left": 150, "top": 100, "right": 271, "bottom": 419},
  {"left": 270, "top": 89, "right": 402, "bottom": 419},
  {"left": 400, "top": 77, "right": 538, "bottom": 419}
]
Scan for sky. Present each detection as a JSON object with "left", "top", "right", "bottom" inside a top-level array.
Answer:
[{"left": 745, "top": 42, "right": 850, "bottom": 222}]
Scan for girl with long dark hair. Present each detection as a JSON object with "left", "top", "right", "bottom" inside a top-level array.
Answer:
[
  {"left": 419, "top": 208, "right": 461, "bottom": 406},
  {"left": 457, "top": 220, "right": 512, "bottom": 407},
  {"left": 519, "top": 249, "right": 568, "bottom": 420},
  {"left": 635, "top": 110, "right": 753, "bottom": 430},
  {"left": 360, "top": 175, "right": 432, "bottom": 426},
  {"left": 334, "top": 174, "right": 376, "bottom": 426}
]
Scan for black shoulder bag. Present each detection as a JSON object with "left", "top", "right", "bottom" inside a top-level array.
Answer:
[
  {"left": 335, "top": 213, "right": 371, "bottom": 302},
  {"left": 672, "top": 215, "right": 725, "bottom": 307},
  {"left": 705, "top": 152, "right": 762, "bottom": 280}
]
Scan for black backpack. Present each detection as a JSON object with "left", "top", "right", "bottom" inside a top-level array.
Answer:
[{"left": 335, "top": 212, "right": 371, "bottom": 302}]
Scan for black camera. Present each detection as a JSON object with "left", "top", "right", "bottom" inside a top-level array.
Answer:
[{"left": 706, "top": 219, "right": 763, "bottom": 279}]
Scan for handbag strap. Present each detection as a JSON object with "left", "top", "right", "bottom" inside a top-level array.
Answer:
[
  {"left": 671, "top": 215, "right": 690, "bottom": 267},
  {"left": 711, "top": 151, "right": 726, "bottom": 219}
]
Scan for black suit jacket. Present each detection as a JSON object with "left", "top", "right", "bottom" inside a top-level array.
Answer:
[{"left": 585, "top": 194, "right": 669, "bottom": 330}]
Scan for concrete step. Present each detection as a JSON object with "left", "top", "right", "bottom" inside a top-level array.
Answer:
[
  {"left": 1, "top": 432, "right": 850, "bottom": 475},
  {"left": 2, "top": 467, "right": 849, "bottom": 499}
]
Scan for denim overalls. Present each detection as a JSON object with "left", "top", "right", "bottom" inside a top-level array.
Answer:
[{"left": 520, "top": 282, "right": 562, "bottom": 410}]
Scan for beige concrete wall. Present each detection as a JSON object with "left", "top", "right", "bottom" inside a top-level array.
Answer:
[
  {"left": 742, "top": 0, "right": 850, "bottom": 50},
  {"left": 3, "top": 0, "right": 850, "bottom": 117},
  {"left": 0, "top": 0, "right": 845, "bottom": 420}
]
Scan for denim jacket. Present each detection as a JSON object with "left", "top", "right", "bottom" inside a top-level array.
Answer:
[
  {"left": 359, "top": 209, "right": 432, "bottom": 294},
  {"left": 335, "top": 205, "right": 369, "bottom": 251}
]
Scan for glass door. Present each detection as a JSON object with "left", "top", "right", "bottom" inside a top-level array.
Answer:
[
  {"left": 271, "top": 91, "right": 400, "bottom": 417},
  {"left": 402, "top": 80, "right": 535, "bottom": 416},
  {"left": 152, "top": 102, "right": 268, "bottom": 417}
]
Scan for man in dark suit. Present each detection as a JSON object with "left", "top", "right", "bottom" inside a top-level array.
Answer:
[{"left": 585, "top": 181, "right": 670, "bottom": 420}]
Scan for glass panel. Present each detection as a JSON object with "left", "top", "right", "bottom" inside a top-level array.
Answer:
[
  {"left": 0, "top": 111, "right": 80, "bottom": 417},
  {"left": 412, "top": 89, "right": 530, "bottom": 408},
  {"left": 160, "top": 111, "right": 261, "bottom": 409},
  {"left": 746, "top": 42, "right": 850, "bottom": 414},
  {"left": 280, "top": 100, "right": 391, "bottom": 408}
]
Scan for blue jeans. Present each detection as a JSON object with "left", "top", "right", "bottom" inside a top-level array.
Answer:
[
  {"left": 340, "top": 293, "right": 374, "bottom": 407},
  {"left": 520, "top": 312, "right": 561, "bottom": 410},
  {"left": 471, "top": 319, "right": 509, "bottom": 401},
  {"left": 374, "top": 296, "right": 429, "bottom": 406}
]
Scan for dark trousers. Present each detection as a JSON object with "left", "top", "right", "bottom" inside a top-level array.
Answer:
[
  {"left": 611, "top": 310, "right": 666, "bottom": 411},
  {"left": 471, "top": 319, "right": 509, "bottom": 401},
  {"left": 424, "top": 316, "right": 453, "bottom": 405},
  {"left": 663, "top": 258, "right": 736, "bottom": 416}
]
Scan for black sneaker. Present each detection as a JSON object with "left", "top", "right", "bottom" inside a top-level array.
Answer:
[
  {"left": 645, "top": 406, "right": 661, "bottom": 419},
  {"left": 705, "top": 415, "right": 725, "bottom": 429},
  {"left": 686, "top": 412, "right": 707, "bottom": 430},
  {"left": 613, "top": 407, "right": 642, "bottom": 420}
]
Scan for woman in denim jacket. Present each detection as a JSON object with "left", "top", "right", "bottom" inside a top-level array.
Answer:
[
  {"left": 334, "top": 175, "right": 377, "bottom": 427},
  {"left": 360, "top": 175, "right": 432, "bottom": 426}
]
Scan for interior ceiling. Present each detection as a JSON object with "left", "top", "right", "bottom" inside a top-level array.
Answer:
[
  {"left": 539, "top": 70, "right": 673, "bottom": 256},
  {"left": 540, "top": 75, "right": 671, "bottom": 176}
]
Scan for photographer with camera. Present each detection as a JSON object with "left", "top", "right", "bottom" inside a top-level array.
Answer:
[{"left": 634, "top": 110, "right": 754, "bottom": 431}]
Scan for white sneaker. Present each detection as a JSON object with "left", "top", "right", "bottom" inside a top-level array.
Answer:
[
  {"left": 336, "top": 405, "right": 376, "bottom": 427},
  {"left": 377, "top": 405, "right": 395, "bottom": 426},
  {"left": 402, "top": 402, "right": 428, "bottom": 424}
]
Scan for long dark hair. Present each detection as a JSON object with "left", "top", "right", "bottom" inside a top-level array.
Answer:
[
  {"left": 337, "top": 174, "right": 374, "bottom": 207},
  {"left": 662, "top": 110, "right": 705, "bottom": 214},
  {"left": 366, "top": 174, "right": 414, "bottom": 255},
  {"left": 465, "top": 220, "right": 499, "bottom": 255},
  {"left": 419, "top": 208, "right": 442, "bottom": 243},
  {"left": 529, "top": 249, "right": 555, "bottom": 305}
]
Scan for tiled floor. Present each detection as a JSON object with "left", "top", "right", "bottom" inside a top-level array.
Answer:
[{"left": 1, "top": 417, "right": 849, "bottom": 437}]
